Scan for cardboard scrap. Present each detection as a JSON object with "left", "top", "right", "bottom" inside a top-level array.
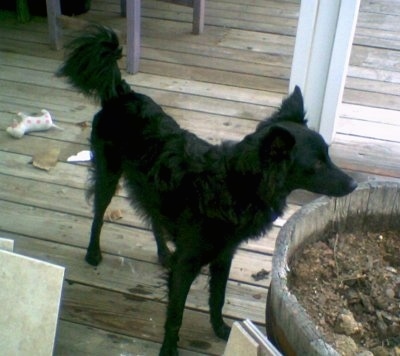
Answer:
[{"left": 32, "top": 147, "right": 60, "bottom": 171}]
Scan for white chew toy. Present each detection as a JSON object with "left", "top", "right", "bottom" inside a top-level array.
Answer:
[{"left": 6, "top": 109, "right": 63, "bottom": 138}]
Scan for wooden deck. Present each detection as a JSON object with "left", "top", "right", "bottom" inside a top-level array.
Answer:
[{"left": 0, "top": 0, "right": 399, "bottom": 354}]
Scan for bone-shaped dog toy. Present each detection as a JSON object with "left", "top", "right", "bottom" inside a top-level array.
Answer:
[{"left": 6, "top": 109, "right": 63, "bottom": 138}]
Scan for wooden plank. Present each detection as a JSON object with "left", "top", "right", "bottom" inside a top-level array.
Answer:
[
  {"left": 0, "top": 144, "right": 299, "bottom": 225},
  {"left": 0, "top": 22, "right": 293, "bottom": 72},
  {"left": 347, "top": 65, "right": 400, "bottom": 85},
  {"left": 0, "top": 125, "right": 89, "bottom": 158},
  {"left": 55, "top": 320, "right": 206, "bottom": 356},
  {"left": 0, "top": 200, "right": 271, "bottom": 288},
  {"left": 205, "top": 0, "right": 299, "bottom": 8},
  {"left": 331, "top": 134, "right": 400, "bottom": 178},
  {"left": 0, "top": 65, "right": 69, "bottom": 90},
  {"left": 336, "top": 117, "right": 400, "bottom": 143},
  {"left": 354, "top": 27, "right": 400, "bottom": 50},
  {"left": 137, "top": 48, "right": 290, "bottom": 85},
  {"left": 0, "top": 173, "right": 280, "bottom": 255},
  {"left": 0, "top": 44, "right": 60, "bottom": 70},
  {"left": 215, "top": 29, "right": 295, "bottom": 56},
  {"left": 345, "top": 76, "right": 400, "bottom": 96},
  {"left": 340, "top": 103, "right": 400, "bottom": 125},
  {"left": 0, "top": 5, "right": 290, "bottom": 74},
  {"left": 360, "top": 0, "right": 400, "bottom": 16},
  {"left": 3, "top": 8, "right": 400, "bottom": 111},
  {"left": 357, "top": 10, "right": 400, "bottom": 32},
  {"left": 196, "top": 0, "right": 299, "bottom": 18},
  {"left": 60, "top": 281, "right": 227, "bottom": 355},
  {"left": 0, "top": 79, "right": 264, "bottom": 135},
  {"left": 0, "top": 39, "right": 291, "bottom": 92},
  {"left": 343, "top": 87, "right": 400, "bottom": 111},
  {"left": 124, "top": 73, "right": 284, "bottom": 107},
  {"left": 349, "top": 45, "right": 400, "bottom": 72},
  {"left": 137, "top": 58, "right": 288, "bottom": 93},
  {"left": 142, "top": 36, "right": 293, "bottom": 69},
  {"left": 0, "top": 67, "right": 281, "bottom": 120},
  {"left": 0, "top": 173, "right": 125, "bottom": 223},
  {"left": 1, "top": 22, "right": 394, "bottom": 111},
  {"left": 0, "top": 94, "right": 96, "bottom": 126},
  {"left": 139, "top": 0, "right": 299, "bottom": 35},
  {"left": 0, "top": 86, "right": 273, "bottom": 142},
  {"left": 3, "top": 231, "right": 269, "bottom": 324},
  {"left": 140, "top": 0, "right": 300, "bottom": 19},
  {"left": 0, "top": 97, "right": 261, "bottom": 147},
  {"left": 0, "top": 150, "right": 88, "bottom": 189}
]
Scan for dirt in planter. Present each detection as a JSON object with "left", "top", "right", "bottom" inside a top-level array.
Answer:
[{"left": 289, "top": 230, "right": 400, "bottom": 356}]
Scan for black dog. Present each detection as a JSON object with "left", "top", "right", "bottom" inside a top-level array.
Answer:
[{"left": 58, "top": 26, "right": 357, "bottom": 355}]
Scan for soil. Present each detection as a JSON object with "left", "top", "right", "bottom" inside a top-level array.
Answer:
[{"left": 289, "top": 230, "right": 400, "bottom": 356}]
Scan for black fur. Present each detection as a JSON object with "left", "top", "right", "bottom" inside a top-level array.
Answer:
[{"left": 58, "top": 26, "right": 357, "bottom": 356}]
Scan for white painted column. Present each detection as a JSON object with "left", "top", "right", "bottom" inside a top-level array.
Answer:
[{"left": 289, "top": 0, "right": 361, "bottom": 144}]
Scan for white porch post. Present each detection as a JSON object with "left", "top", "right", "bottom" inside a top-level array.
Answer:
[{"left": 289, "top": 0, "right": 361, "bottom": 144}]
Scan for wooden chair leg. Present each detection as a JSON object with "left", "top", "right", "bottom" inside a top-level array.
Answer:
[
  {"left": 126, "top": 0, "right": 141, "bottom": 74},
  {"left": 192, "top": 0, "right": 205, "bottom": 34},
  {"left": 45, "top": 0, "right": 62, "bottom": 49}
]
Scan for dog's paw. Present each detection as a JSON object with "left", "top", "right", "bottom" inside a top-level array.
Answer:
[
  {"left": 213, "top": 322, "right": 231, "bottom": 341},
  {"left": 85, "top": 249, "right": 102, "bottom": 266},
  {"left": 159, "top": 344, "right": 179, "bottom": 356}
]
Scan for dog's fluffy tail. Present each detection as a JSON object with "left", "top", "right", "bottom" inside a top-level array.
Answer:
[{"left": 58, "top": 25, "right": 129, "bottom": 103}]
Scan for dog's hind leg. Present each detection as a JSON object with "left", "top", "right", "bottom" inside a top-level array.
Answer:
[
  {"left": 160, "top": 253, "right": 202, "bottom": 355},
  {"left": 86, "top": 145, "right": 122, "bottom": 266},
  {"left": 209, "top": 251, "right": 234, "bottom": 340}
]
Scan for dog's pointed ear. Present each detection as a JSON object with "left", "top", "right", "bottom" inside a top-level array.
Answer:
[
  {"left": 281, "top": 86, "right": 303, "bottom": 112},
  {"left": 260, "top": 126, "right": 295, "bottom": 162},
  {"left": 278, "top": 85, "right": 306, "bottom": 124}
]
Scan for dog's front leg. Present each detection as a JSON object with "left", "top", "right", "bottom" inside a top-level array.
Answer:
[
  {"left": 160, "top": 255, "right": 201, "bottom": 356},
  {"left": 209, "top": 252, "right": 234, "bottom": 340}
]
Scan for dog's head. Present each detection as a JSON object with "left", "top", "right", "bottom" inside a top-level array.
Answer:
[{"left": 258, "top": 86, "right": 357, "bottom": 197}]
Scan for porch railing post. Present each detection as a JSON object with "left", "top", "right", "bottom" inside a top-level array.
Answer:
[{"left": 289, "top": 0, "right": 361, "bottom": 144}]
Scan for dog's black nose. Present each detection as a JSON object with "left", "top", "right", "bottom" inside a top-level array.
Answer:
[
  {"left": 350, "top": 179, "right": 358, "bottom": 191},
  {"left": 334, "top": 176, "right": 358, "bottom": 197},
  {"left": 348, "top": 178, "right": 358, "bottom": 192}
]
